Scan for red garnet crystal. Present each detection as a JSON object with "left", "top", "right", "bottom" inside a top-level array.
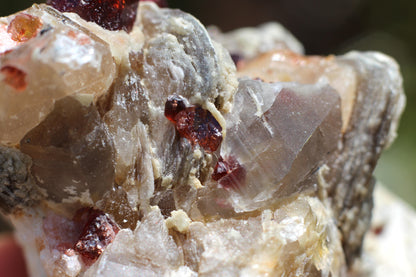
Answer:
[
  {"left": 46, "top": 0, "right": 138, "bottom": 32},
  {"left": 73, "top": 208, "right": 119, "bottom": 265},
  {"left": 164, "top": 95, "right": 187, "bottom": 123},
  {"left": 7, "top": 13, "right": 42, "bottom": 42},
  {"left": 1, "top": 65, "right": 27, "bottom": 91},
  {"left": 212, "top": 156, "right": 246, "bottom": 190},
  {"left": 46, "top": 0, "right": 168, "bottom": 32},
  {"left": 165, "top": 97, "right": 223, "bottom": 152}
]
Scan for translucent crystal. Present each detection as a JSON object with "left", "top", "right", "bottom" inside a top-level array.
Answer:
[
  {"left": 0, "top": 5, "right": 116, "bottom": 146},
  {"left": 237, "top": 50, "right": 358, "bottom": 132},
  {"left": 7, "top": 13, "right": 42, "bottom": 42},
  {"left": 46, "top": 0, "right": 139, "bottom": 32},
  {"left": 73, "top": 208, "right": 119, "bottom": 265},
  {"left": 20, "top": 97, "right": 115, "bottom": 203},
  {"left": 193, "top": 79, "right": 342, "bottom": 214},
  {"left": 173, "top": 106, "right": 223, "bottom": 152},
  {"left": 0, "top": 2, "right": 405, "bottom": 277}
]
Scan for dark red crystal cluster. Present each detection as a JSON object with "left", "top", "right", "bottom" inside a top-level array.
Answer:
[
  {"left": 46, "top": 0, "right": 136, "bottom": 31},
  {"left": 165, "top": 96, "right": 223, "bottom": 152},
  {"left": 73, "top": 208, "right": 119, "bottom": 265},
  {"left": 46, "top": 0, "right": 167, "bottom": 32}
]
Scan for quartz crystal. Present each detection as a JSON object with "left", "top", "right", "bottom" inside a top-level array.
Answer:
[{"left": 0, "top": 2, "right": 405, "bottom": 277}]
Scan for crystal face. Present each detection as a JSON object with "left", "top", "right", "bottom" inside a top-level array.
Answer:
[
  {"left": 0, "top": 2, "right": 406, "bottom": 277},
  {"left": 46, "top": 0, "right": 139, "bottom": 31},
  {"left": 212, "top": 155, "right": 246, "bottom": 190},
  {"left": 46, "top": 0, "right": 167, "bottom": 32},
  {"left": 20, "top": 97, "right": 115, "bottom": 203},
  {"left": 174, "top": 106, "right": 223, "bottom": 152},
  {"left": 0, "top": 4, "right": 116, "bottom": 145},
  {"left": 73, "top": 208, "right": 120, "bottom": 265}
]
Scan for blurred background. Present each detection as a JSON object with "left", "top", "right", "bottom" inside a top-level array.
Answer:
[{"left": 0, "top": 0, "right": 415, "bottom": 234}]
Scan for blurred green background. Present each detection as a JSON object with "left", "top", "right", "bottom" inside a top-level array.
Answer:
[{"left": 0, "top": 0, "right": 415, "bottom": 233}]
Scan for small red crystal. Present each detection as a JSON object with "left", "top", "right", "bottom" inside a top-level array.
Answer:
[
  {"left": 164, "top": 95, "right": 187, "bottom": 123},
  {"left": 73, "top": 208, "right": 119, "bottom": 265},
  {"left": 372, "top": 225, "right": 385, "bottom": 236},
  {"left": 165, "top": 96, "right": 223, "bottom": 152},
  {"left": 212, "top": 156, "right": 246, "bottom": 190},
  {"left": 1, "top": 65, "right": 27, "bottom": 92},
  {"left": 7, "top": 13, "right": 42, "bottom": 42},
  {"left": 46, "top": 0, "right": 138, "bottom": 32},
  {"left": 174, "top": 106, "right": 223, "bottom": 152}
]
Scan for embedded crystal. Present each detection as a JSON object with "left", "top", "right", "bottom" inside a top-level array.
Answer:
[
  {"left": 0, "top": 2, "right": 406, "bottom": 277},
  {"left": 0, "top": 65, "right": 27, "bottom": 92},
  {"left": 46, "top": 0, "right": 139, "bottom": 32},
  {"left": 7, "top": 13, "right": 42, "bottom": 42},
  {"left": 73, "top": 208, "right": 119, "bottom": 265},
  {"left": 164, "top": 95, "right": 187, "bottom": 123},
  {"left": 0, "top": 4, "right": 116, "bottom": 146},
  {"left": 212, "top": 155, "right": 246, "bottom": 190},
  {"left": 173, "top": 106, "right": 223, "bottom": 152}
]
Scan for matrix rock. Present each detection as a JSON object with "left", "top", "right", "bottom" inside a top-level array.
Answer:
[{"left": 0, "top": 2, "right": 405, "bottom": 276}]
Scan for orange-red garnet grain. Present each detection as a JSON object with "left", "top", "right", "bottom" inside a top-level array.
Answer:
[
  {"left": 73, "top": 208, "right": 119, "bottom": 266},
  {"left": 7, "top": 13, "right": 42, "bottom": 42},
  {"left": 164, "top": 96, "right": 223, "bottom": 152},
  {"left": 212, "top": 155, "right": 246, "bottom": 190},
  {"left": 1, "top": 66, "right": 27, "bottom": 92}
]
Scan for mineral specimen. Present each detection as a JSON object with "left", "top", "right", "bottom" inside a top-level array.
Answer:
[
  {"left": 45, "top": 0, "right": 140, "bottom": 32},
  {"left": 0, "top": 2, "right": 405, "bottom": 277}
]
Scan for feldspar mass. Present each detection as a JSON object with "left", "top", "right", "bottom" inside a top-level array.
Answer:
[{"left": 0, "top": 2, "right": 405, "bottom": 277}]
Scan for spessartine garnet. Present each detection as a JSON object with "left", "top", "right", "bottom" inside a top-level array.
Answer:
[
  {"left": 46, "top": 0, "right": 167, "bottom": 32},
  {"left": 165, "top": 97, "right": 223, "bottom": 152},
  {"left": 164, "top": 95, "right": 187, "bottom": 123},
  {"left": 7, "top": 13, "right": 42, "bottom": 42},
  {"left": 0, "top": 65, "right": 27, "bottom": 91},
  {"left": 212, "top": 156, "right": 246, "bottom": 190},
  {"left": 73, "top": 208, "right": 119, "bottom": 265},
  {"left": 46, "top": 0, "right": 136, "bottom": 31}
]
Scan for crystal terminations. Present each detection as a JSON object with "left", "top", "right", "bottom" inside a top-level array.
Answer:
[{"left": 0, "top": 2, "right": 405, "bottom": 277}]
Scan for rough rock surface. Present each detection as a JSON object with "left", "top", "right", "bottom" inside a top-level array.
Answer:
[
  {"left": 0, "top": 2, "right": 405, "bottom": 277},
  {"left": 208, "top": 22, "right": 305, "bottom": 59},
  {"left": 350, "top": 185, "right": 416, "bottom": 277}
]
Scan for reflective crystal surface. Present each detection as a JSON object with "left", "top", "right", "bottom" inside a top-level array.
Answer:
[
  {"left": 0, "top": 2, "right": 405, "bottom": 277},
  {"left": 0, "top": 5, "right": 116, "bottom": 146}
]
